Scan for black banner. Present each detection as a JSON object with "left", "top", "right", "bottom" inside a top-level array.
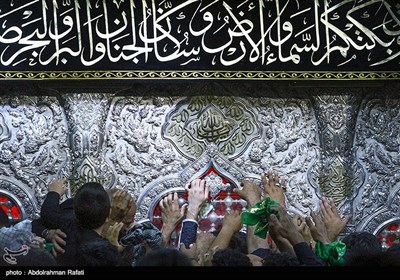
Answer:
[{"left": 0, "top": 0, "right": 399, "bottom": 80}]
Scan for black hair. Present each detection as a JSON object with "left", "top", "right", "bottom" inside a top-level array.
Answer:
[
  {"left": 73, "top": 182, "right": 110, "bottom": 229},
  {"left": 345, "top": 250, "right": 400, "bottom": 266},
  {"left": 135, "top": 248, "right": 193, "bottom": 266},
  {"left": 262, "top": 251, "right": 301, "bottom": 266},
  {"left": 212, "top": 248, "right": 252, "bottom": 266},
  {"left": 342, "top": 231, "right": 382, "bottom": 261}
]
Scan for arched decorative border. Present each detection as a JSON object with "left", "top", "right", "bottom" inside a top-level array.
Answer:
[
  {"left": 358, "top": 186, "right": 400, "bottom": 233},
  {"left": 0, "top": 177, "right": 38, "bottom": 220},
  {"left": 373, "top": 217, "right": 400, "bottom": 236}
]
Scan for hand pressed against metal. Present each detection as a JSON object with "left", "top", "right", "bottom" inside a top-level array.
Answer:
[{"left": 262, "top": 170, "right": 286, "bottom": 207}]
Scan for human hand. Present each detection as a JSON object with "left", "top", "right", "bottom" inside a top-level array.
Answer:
[
  {"left": 233, "top": 179, "right": 261, "bottom": 207},
  {"left": 268, "top": 205, "right": 304, "bottom": 245},
  {"left": 109, "top": 189, "right": 134, "bottom": 222},
  {"left": 185, "top": 179, "right": 209, "bottom": 220},
  {"left": 160, "top": 192, "right": 187, "bottom": 245},
  {"left": 28, "top": 236, "right": 45, "bottom": 250},
  {"left": 305, "top": 210, "right": 330, "bottom": 244},
  {"left": 199, "top": 245, "right": 219, "bottom": 267},
  {"left": 262, "top": 171, "right": 286, "bottom": 207},
  {"left": 320, "top": 198, "right": 351, "bottom": 242},
  {"left": 106, "top": 222, "right": 124, "bottom": 252},
  {"left": 48, "top": 179, "right": 67, "bottom": 196},
  {"left": 292, "top": 214, "right": 314, "bottom": 247},
  {"left": 47, "top": 229, "right": 67, "bottom": 257},
  {"left": 179, "top": 243, "right": 199, "bottom": 266},
  {"left": 221, "top": 210, "right": 242, "bottom": 233}
]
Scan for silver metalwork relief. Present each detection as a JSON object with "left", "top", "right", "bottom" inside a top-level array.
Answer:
[
  {"left": 0, "top": 95, "right": 69, "bottom": 218},
  {"left": 354, "top": 90, "right": 400, "bottom": 232}
]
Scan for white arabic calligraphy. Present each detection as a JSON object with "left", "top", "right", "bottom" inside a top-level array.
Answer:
[{"left": 0, "top": 0, "right": 398, "bottom": 68}]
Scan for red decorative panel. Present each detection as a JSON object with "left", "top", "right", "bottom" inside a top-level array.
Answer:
[
  {"left": 152, "top": 165, "right": 246, "bottom": 246},
  {"left": 0, "top": 195, "right": 22, "bottom": 220}
]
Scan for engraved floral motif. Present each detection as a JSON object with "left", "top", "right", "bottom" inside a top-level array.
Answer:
[{"left": 0, "top": 95, "right": 69, "bottom": 213}]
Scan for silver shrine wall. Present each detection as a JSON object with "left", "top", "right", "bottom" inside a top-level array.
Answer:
[{"left": 0, "top": 82, "right": 399, "bottom": 238}]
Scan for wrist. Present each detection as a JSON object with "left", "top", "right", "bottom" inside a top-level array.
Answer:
[
  {"left": 41, "top": 228, "right": 50, "bottom": 240},
  {"left": 162, "top": 223, "right": 177, "bottom": 233},
  {"left": 186, "top": 206, "right": 200, "bottom": 220}
]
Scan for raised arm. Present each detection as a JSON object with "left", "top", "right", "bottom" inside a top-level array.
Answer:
[{"left": 40, "top": 179, "right": 69, "bottom": 229}]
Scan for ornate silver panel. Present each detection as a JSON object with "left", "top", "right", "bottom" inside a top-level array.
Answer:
[
  {"left": 354, "top": 86, "right": 400, "bottom": 233},
  {"left": 0, "top": 94, "right": 69, "bottom": 219},
  {"left": 0, "top": 83, "right": 399, "bottom": 237}
]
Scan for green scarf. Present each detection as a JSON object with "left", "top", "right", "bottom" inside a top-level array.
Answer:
[
  {"left": 315, "top": 240, "right": 346, "bottom": 266},
  {"left": 240, "top": 197, "right": 279, "bottom": 239}
]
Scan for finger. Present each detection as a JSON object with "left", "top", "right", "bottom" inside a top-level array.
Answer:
[
  {"left": 199, "top": 179, "right": 205, "bottom": 190},
  {"left": 167, "top": 193, "right": 173, "bottom": 205},
  {"left": 159, "top": 197, "right": 166, "bottom": 210},
  {"left": 343, "top": 214, "right": 352, "bottom": 225},
  {"left": 319, "top": 200, "right": 328, "bottom": 219},
  {"left": 232, "top": 188, "right": 243, "bottom": 198},
  {"left": 309, "top": 210, "right": 318, "bottom": 224},
  {"left": 298, "top": 220, "right": 306, "bottom": 231},
  {"left": 261, "top": 173, "right": 268, "bottom": 191},
  {"left": 180, "top": 203, "right": 188, "bottom": 216},
  {"left": 281, "top": 178, "right": 287, "bottom": 190},
  {"left": 322, "top": 198, "right": 333, "bottom": 216},
  {"left": 210, "top": 245, "right": 219, "bottom": 256},
  {"left": 54, "top": 236, "right": 66, "bottom": 247},
  {"left": 268, "top": 170, "right": 273, "bottom": 186},
  {"left": 173, "top": 192, "right": 179, "bottom": 203},
  {"left": 204, "top": 184, "right": 210, "bottom": 200},
  {"left": 268, "top": 213, "right": 279, "bottom": 225},
  {"left": 330, "top": 198, "right": 339, "bottom": 215},
  {"left": 55, "top": 229, "right": 67, "bottom": 239},
  {"left": 274, "top": 171, "right": 280, "bottom": 184},
  {"left": 53, "top": 241, "right": 65, "bottom": 254},
  {"left": 305, "top": 216, "right": 315, "bottom": 230},
  {"left": 192, "top": 179, "right": 200, "bottom": 189}
]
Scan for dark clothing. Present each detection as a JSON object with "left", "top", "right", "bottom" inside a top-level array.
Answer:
[
  {"left": 31, "top": 198, "right": 74, "bottom": 237},
  {"left": 40, "top": 192, "right": 121, "bottom": 266},
  {"left": 178, "top": 219, "right": 198, "bottom": 249},
  {"left": 251, "top": 243, "right": 324, "bottom": 266},
  {"left": 293, "top": 242, "right": 324, "bottom": 266}
]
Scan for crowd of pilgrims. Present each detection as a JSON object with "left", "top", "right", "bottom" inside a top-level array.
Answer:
[{"left": 0, "top": 170, "right": 399, "bottom": 267}]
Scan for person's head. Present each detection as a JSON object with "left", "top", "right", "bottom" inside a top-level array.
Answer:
[
  {"left": 135, "top": 248, "right": 193, "bottom": 266},
  {"left": 262, "top": 251, "right": 301, "bottom": 266},
  {"left": 228, "top": 231, "right": 248, "bottom": 254},
  {"left": 14, "top": 248, "right": 57, "bottom": 266},
  {"left": 211, "top": 248, "right": 252, "bottom": 266},
  {"left": 345, "top": 250, "right": 400, "bottom": 266},
  {"left": 0, "top": 208, "right": 10, "bottom": 228},
  {"left": 73, "top": 182, "right": 110, "bottom": 229},
  {"left": 342, "top": 231, "right": 382, "bottom": 261},
  {"left": 386, "top": 244, "right": 400, "bottom": 257}
]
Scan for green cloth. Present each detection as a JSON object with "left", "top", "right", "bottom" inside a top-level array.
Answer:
[
  {"left": 315, "top": 240, "right": 346, "bottom": 266},
  {"left": 240, "top": 197, "right": 280, "bottom": 239}
]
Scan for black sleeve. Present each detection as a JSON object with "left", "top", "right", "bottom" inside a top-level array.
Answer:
[
  {"left": 293, "top": 242, "right": 324, "bottom": 266},
  {"left": 40, "top": 191, "right": 70, "bottom": 230},
  {"left": 177, "top": 220, "right": 198, "bottom": 249},
  {"left": 31, "top": 218, "right": 46, "bottom": 236}
]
